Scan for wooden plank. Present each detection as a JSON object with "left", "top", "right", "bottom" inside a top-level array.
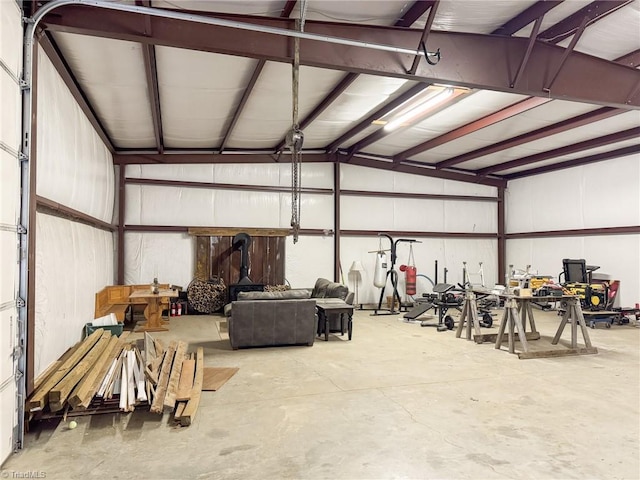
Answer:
[
  {"left": 175, "top": 359, "right": 196, "bottom": 402},
  {"left": 178, "top": 347, "right": 204, "bottom": 426},
  {"left": 474, "top": 331, "right": 541, "bottom": 344},
  {"left": 189, "top": 227, "right": 289, "bottom": 237},
  {"left": 67, "top": 334, "right": 120, "bottom": 408},
  {"left": 34, "top": 340, "right": 83, "bottom": 391},
  {"left": 150, "top": 340, "right": 177, "bottom": 413},
  {"left": 49, "top": 330, "right": 112, "bottom": 411},
  {"left": 26, "top": 329, "right": 104, "bottom": 412},
  {"left": 202, "top": 367, "right": 239, "bottom": 391},
  {"left": 174, "top": 401, "right": 187, "bottom": 418},
  {"left": 518, "top": 346, "right": 598, "bottom": 359},
  {"left": 163, "top": 342, "right": 188, "bottom": 409},
  {"left": 90, "top": 331, "right": 131, "bottom": 401}
]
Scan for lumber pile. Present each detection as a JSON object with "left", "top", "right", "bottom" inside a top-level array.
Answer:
[{"left": 27, "top": 329, "right": 210, "bottom": 427}]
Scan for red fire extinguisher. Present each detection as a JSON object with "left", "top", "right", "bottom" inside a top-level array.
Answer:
[
  {"left": 177, "top": 302, "right": 182, "bottom": 316},
  {"left": 171, "top": 303, "right": 176, "bottom": 317}
]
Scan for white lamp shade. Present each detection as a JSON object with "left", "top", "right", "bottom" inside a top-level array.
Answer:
[{"left": 350, "top": 260, "right": 365, "bottom": 273}]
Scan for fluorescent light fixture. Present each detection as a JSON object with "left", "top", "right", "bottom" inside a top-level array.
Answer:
[{"left": 383, "top": 87, "right": 455, "bottom": 132}]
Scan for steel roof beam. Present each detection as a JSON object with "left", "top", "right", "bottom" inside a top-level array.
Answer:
[
  {"left": 137, "top": 0, "right": 163, "bottom": 153},
  {"left": 538, "top": 0, "right": 632, "bottom": 43},
  {"left": 113, "top": 152, "right": 336, "bottom": 164},
  {"left": 491, "top": 0, "right": 564, "bottom": 36},
  {"left": 345, "top": 155, "right": 505, "bottom": 187},
  {"left": 38, "top": 32, "right": 115, "bottom": 152},
  {"left": 437, "top": 106, "right": 624, "bottom": 169},
  {"left": 273, "top": 72, "right": 359, "bottom": 153},
  {"left": 504, "top": 144, "right": 640, "bottom": 179},
  {"left": 396, "top": 1, "right": 438, "bottom": 27},
  {"left": 478, "top": 126, "right": 640, "bottom": 175},
  {"left": 220, "top": 1, "right": 296, "bottom": 153},
  {"left": 40, "top": 6, "right": 640, "bottom": 109},
  {"left": 272, "top": 1, "right": 434, "bottom": 154},
  {"left": 395, "top": 96, "right": 549, "bottom": 162},
  {"left": 615, "top": 49, "right": 640, "bottom": 68}
]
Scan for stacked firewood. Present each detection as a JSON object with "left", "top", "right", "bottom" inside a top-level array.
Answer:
[{"left": 27, "top": 329, "right": 204, "bottom": 426}]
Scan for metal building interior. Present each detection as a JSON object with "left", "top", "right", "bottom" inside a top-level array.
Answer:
[{"left": 1, "top": 0, "right": 639, "bottom": 478}]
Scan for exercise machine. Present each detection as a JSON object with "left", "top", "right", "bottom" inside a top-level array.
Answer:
[{"left": 372, "top": 234, "right": 418, "bottom": 315}]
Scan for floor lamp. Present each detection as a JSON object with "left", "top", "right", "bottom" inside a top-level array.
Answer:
[{"left": 349, "top": 261, "right": 365, "bottom": 309}]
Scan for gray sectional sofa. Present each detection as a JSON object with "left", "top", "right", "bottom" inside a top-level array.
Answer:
[
  {"left": 227, "top": 289, "right": 317, "bottom": 349},
  {"left": 226, "top": 278, "right": 351, "bottom": 350}
]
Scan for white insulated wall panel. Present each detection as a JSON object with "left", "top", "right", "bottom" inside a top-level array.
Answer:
[
  {"left": 125, "top": 185, "right": 333, "bottom": 229},
  {"left": 34, "top": 214, "right": 114, "bottom": 378},
  {"left": 341, "top": 196, "right": 495, "bottom": 233},
  {"left": 506, "top": 155, "right": 640, "bottom": 233},
  {"left": 507, "top": 235, "right": 640, "bottom": 308},
  {"left": 124, "top": 233, "right": 195, "bottom": 288},
  {"left": 340, "top": 163, "right": 496, "bottom": 197},
  {"left": 36, "top": 47, "right": 115, "bottom": 223},
  {"left": 285, "top": 236, "right": 335, "bottom": 288}
]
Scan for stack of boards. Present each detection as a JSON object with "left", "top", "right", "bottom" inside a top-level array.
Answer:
[{"left": 27, "top": 329, "right": 206, "bottom": 427}]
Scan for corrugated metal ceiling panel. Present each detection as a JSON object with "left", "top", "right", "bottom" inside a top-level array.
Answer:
[
  {"left": 303, "top": 76, "right": 417, "bottom": 149},
  {"left": 151, "top": 0, "right": 285, "bottom": 16},
  {"left": 52, "top": 32, "right": 155, "bottom": 149},
  {"left": 367, "top": 90, "right": 529, "bottom": 157},
  {"left": 498, "top": 138, "right": 640, "bottom": 175},
  {"left": 457, "top": 110, "right": 640, "bottom": 169},
  {"left": 515, "top": 0, "right": 592, "bottom": 37},
  {"left": 426, "top": 0, "right": 538, "bottom": 33},
  {"left": 155, "top": 46, "right": 258, "bottom": 149},
  {"left": 420, "top": 100, "right": 602, "bottom": 161},
  {"left": 290, "top": 0, "right": 411, "bottom": 25},
  {"left": 556, "top": 1, "right": 640, "bottom": 60},
  {"left": 226, "top": 61, "right": 345, "bottom": 149}
]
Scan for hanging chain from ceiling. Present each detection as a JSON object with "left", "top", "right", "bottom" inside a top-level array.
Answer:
[{"left": 289, "top": 0, "right": 307, "bottom": 244}]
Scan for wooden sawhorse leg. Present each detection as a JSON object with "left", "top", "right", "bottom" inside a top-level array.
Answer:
[
  {"left": 495, "top": 298, "right": 529, "bottom": 354},
  {"left": 456, "top": 292, "right": 481, "bottom": 340}
]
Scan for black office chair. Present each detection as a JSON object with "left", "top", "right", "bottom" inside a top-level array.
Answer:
[{"left": 559, "top": 258, "right": 600, "bottom": 284}]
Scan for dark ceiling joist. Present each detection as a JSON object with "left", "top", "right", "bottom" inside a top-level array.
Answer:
[
  {"left": 408, "top": 1, "right": 440, "bottom": 75},
  {"left": 271, "top": 1, "right": 434, "bottom": 154},
  {"left": 505, "top": 144, "right": 640, "bottom": 179},
  {"left": 479, "top": 126, "right": 640, "bottom": 175},
  {"left": 345, "top": 155, "right": 506, "bottom": 188},
  {"left": 492, "top": 0, "right": 564, "bottom": 36},
  {"left": 137, "top": 0, "right": 163, "bottom": 153},
  {"left": 538, "top": 0, "right": 632, "bottom": 43},
  {"left": 437, "top": 106, "right": 624, "bottom": 169},
  {"left": 325, "top": 83, "right": 429, "bottom": 154},
  {"left": 220, "top": 1, "right": 296, "bottom": 154},
  {"left": 274, "top": 72, "right": 359, "bottom": 152},
  {"left": 113, "top": 152, "right": 337, "bottom": 164},
  {"left": 219, "top": 60, "right": 265, "bottom": 153},
  {"left": 395, "top": 96, "right": 550, "bottom": 162},
  {"left": 615, "top": 49, "right": 640, "bottom": 68},
  {"left": 396, "top": 1, "right": 437, "bottom": 27},
  {"left": 38, "top": 31, "right": 115, "bottom": 152},
  {"left": 40, "top": 7, "right": 640, "bottom": 109}
]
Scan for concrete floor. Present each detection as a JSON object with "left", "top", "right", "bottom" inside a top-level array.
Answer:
[{"left": 3, "top": 307, "right": 639, "bottom": 480}]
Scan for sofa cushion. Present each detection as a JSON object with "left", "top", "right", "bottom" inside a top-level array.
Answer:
[
  {"left": 311, "top": 278, "right": 348, "bottom": 300},
  {"left": 237, "top": 289, "right": 311, "bottom": 300}
]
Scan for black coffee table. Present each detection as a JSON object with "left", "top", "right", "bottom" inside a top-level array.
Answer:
[{"left": 316, "top": 301, "right": 354, "bottom": 341}]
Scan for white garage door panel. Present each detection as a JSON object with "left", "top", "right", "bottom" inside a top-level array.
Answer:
[
  {"left": 0, "top": 309, "right": 17, "bottom": 391},
  {"left": 0, "top": 375, "right": 17, "bottom": 463}
]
